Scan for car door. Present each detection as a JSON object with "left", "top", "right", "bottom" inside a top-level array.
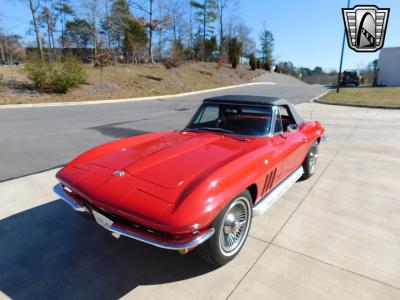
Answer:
[
  {"left": 260, "top": 135, "right": 286, "bottom": 197},
  {"left": 258, "top": 108, "right": 287, "bottom": 197},
  {"left": 274, "top": 106, "right": 309, "bottom": 180}
]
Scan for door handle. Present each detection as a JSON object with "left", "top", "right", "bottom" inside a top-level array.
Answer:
[{"left": 301, "top": 136, "right": 308, "bottom": 142}]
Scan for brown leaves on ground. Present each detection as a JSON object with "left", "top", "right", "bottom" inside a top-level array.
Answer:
[{"left": 0, "top": 62, "right": 265, "bottom": 105}]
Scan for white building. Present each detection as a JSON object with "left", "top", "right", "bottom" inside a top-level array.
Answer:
[{"left": 377, "top": 47, "right": 400, "bottom": 86}]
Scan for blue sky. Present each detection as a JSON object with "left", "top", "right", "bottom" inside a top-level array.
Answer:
[{"left": 1, "top": 0, "right": 399, "bottom": 71}]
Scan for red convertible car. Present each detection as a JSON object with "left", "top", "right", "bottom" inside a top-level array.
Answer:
[{"left": 54, "top": 95, "right": 325, "bottom": 266}]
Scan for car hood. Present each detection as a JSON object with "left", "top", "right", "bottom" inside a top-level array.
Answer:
[
  {"left": 84, "top": 131, "right": 249, "bottom": 189},
  {"left": 58, "top": 131, "right": 257, "bottom": 227}
]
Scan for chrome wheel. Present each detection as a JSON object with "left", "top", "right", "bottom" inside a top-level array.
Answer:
[
  {"left": 309, "top": 142, "right": 319, "bottom": 174},
  {"left": 219, "top": 197, "right": 251, "bottom": 256}
]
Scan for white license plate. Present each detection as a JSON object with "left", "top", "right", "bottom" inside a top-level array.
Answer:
[{"left": 93, "top": 210, "right": 114, "bottom": 230}]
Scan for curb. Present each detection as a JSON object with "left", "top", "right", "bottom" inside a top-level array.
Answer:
[
  {"left": 0, "top": 81, "right": 275, "bottom": 109},
  {"left": 313, "top": 99, "right": 400, "bottom": 110},
  {"left": 310, "top": 91, "right": 329, "bottom": 103}
]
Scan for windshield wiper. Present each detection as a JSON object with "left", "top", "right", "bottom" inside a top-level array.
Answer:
[
  {"left": 197, "top": 127, "right": 234, "bottom": 133},
  {"left": 184, "top": 127, "right": 234, "bottom": 134},
  {"left": 183, "top": 127, "right": 250, "bottom": 141}
]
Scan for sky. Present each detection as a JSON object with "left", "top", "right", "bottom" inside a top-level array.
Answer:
[{"left": 1, "top": 0, "right": 399, "bottom": 71}]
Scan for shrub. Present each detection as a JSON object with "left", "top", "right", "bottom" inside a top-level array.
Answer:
[
  {"left": 162, "top": 50, "right": 182, "bottom": 69},
  {"left": 162, "top": 57, "right": 181, "bottom": 69},
  {"left": 0, "top": 74, "right": 3, "bottom": 87},
  {"left": 23, "top": 60, "right": 50, "bottom": 90},
  {"left": 23, "top": 55, "right": 87, "bottom": 93},
  {"left": 51, "top": 56, "right": 87, "bottom": 93},
  {"left": 256, "top": 59, "right": 262, "bottom": 69},
  {"left": 249, "top": 54, "right": 257, "bottom": 70},
  {"left": 216, "top": 54, "right": 226, "bottom": 69},
  {"left": 263, "top": 60, "right": 272, "bottom": 71},
  {"left": 228, "top": 37, "right": 242, "bottom": 69},
  {"left": 232, "top": 56, "right": 238, "bottom": 69}
]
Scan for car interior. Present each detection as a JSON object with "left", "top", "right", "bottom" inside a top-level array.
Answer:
[
  {"left": 189, "top": 104, "right": 273, "bottom": 136},
  {"left": 275, "top": 106, "right": 298, "bottom": 133}
]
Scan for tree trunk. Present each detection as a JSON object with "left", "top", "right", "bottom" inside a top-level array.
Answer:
[
  {"left": 92, "top": 0, "right": 97, "bottom": 57},
  {"left": 29, "top": 0, "right": 44, "bottom": 60},
  {"left": 105, "top": 0, "right": 111, "bottom": 48},
  {"left": 0, "top": 38, "right": 5, "bottom": 64},
  {"left": 50, "top": 31, "right": 55, "bottom": 59},
  {"left": 61, "top": 12, "right": 65, "bottom": 50},
  {"left": 219, "top": 10, "right": 223, "bottom": 53},
  {"left": 158, "top": 30, "right": 163, "bottom": 60},
  {"left": 47, "top": 24, "right": 52, "bottom": 61},
  {"left": 203, "top": 1, "right": 206, "bottom": 61},
  {"left": 100, "top": 66, "right": 103, "bottom": 87},
  {"left": 148, "top": 0, "right": 154, "bottom": 63}
]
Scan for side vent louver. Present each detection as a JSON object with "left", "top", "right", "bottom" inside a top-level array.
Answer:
[{"left": 262, "top": 168, "right": 277, "bottom": 195}]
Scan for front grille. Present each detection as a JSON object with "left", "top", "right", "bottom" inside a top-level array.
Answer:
[{"left": 84, "top": 201, "right": 174, "bottom": 239}]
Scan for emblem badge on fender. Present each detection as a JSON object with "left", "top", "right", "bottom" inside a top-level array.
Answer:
[
  {"left": 113, "top": 170, "right": 126, "bottom": 177},
  {"left": 342, "top": 5, "right": 390, "bottom": 52}
]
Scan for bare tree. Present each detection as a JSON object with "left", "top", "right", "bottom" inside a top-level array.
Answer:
[
  {"left": 0, "top": 37, "right": 5, "bottom": 64},
  {"left": 83, "top": 0, "right": 100, "bottom": 56},
  {"left": 186, "top": 3, "right": 195, "bottom": 59},
  {"left": 94, "top": 40, "right": 111, "bottom": 87},
  {"left": 54, "top": 0, "right": 74, "bottom": 50},
  {"left": 216, "top": 0, "right": 226, "bottom": 52},
  {"left": 233, "top": 21, "right": 255, "bottom": 56},
  {"left": 0, "top": 34, "right": 24, "bottom": 64},
  {"left": 131, "top": 0, "right": 156, "bottom": 63},
  {"left": 216, "top": 0, "right": 237, "bottom": 52},
  {"left": 28, "top": 0, "right": 44, "bottom": 60},
  {"left": 0, "top": 18, "right": 5, "bottom": 64},
  {"left": 40, "top": 2, "right": 57, "bottom": 60},
  {"left": 165, "top": 0, "right": 184, "bottom": 43}
]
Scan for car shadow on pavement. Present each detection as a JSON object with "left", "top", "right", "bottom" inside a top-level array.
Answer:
[
  {"left": 88, "top": 124, "right": 149, "bottom": 139},
  {"left": 0, "top": 200, "right": 215, "bottom": 299}
]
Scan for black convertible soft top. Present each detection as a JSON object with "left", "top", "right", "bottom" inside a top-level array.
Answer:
[{"left": 204, "top": 95, "right": 304, "bottom": 125}]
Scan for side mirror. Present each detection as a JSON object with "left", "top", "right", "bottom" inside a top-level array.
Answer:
[
  {"left": 287, "top": 124, "right": 298, "bottom": 132},
  {"left": 279, "top": 133, "right": 288, "bottom": 140}
]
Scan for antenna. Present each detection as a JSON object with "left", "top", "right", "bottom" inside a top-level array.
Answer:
[{"left": 309, "top": 110, "right": 313, "bottom": 120}]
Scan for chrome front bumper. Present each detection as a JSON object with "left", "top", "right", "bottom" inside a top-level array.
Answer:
[{"left": 53, "top": 183, "right": 215, "bottom": 250}]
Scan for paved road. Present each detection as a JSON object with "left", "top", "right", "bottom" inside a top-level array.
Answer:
[{"left": 0, "top": 83, "right": 327, "bottom": 181}]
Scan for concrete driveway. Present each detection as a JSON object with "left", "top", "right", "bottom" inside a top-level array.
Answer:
[{"left": 1, "top": 103, "right": 400, "bottom": 299}]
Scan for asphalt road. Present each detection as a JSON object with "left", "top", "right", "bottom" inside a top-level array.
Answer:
[{"left": 0, "top": 83, "right": 327, "bottom": 181}]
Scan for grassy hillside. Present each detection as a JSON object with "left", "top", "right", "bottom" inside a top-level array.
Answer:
[{"left": 0, "top": 62, "right": 265, "bottom": 105}]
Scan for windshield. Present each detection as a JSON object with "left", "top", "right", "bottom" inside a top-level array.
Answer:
[{"left": 185, "top": 103, "right": 273, "bottom": 136}]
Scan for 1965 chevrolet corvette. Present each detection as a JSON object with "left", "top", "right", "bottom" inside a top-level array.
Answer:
[{"left": 54, "top": 95, "right": 325, "bottom": 266}]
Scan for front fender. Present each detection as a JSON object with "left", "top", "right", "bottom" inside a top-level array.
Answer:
[{"left": 155, "top": 146, "right": 276, "bottom": 234}]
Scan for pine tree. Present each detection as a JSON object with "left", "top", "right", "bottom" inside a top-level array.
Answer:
[
  {"left": 123, "top": 18, "right": 148, "bottom": 63},
  {"left": 249, "top": 53, "right": 256, "bottom": 70},
  {"left": 259, "top": 26, "right": 274, "bottom": 71},
  {"left": 108, "top": 0, "right": 132, "bottom": 51},
  {"left": 54, "top": 1, "right": 74, "bottom": 50},
  {"left": 228, "top": 37, "right": 242, "bottom": 69},
  {"left": 190, "top": 0, "right": 218, "bottom": 61}
]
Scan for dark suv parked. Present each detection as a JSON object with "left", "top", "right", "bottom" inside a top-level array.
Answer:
[{"left": 340, "top": 70, "right": 361, "bottom": 87}]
